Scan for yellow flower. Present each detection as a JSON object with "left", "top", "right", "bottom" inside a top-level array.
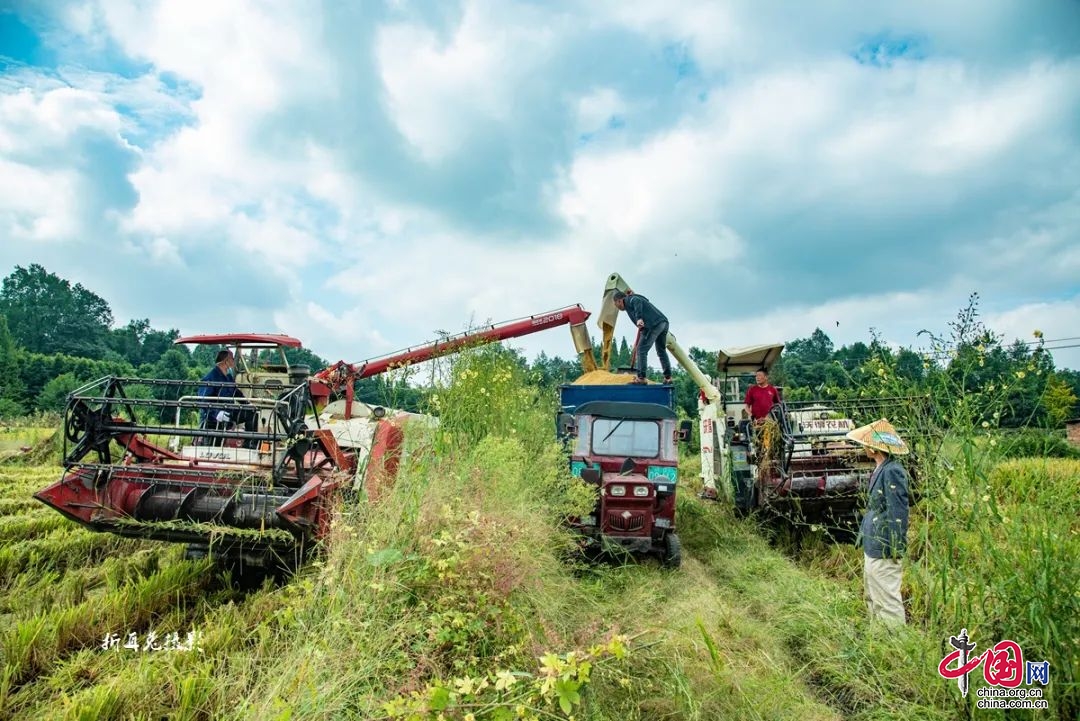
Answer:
[
  {"left": 495, "top": 670, "right": 517, "bottom": 690},
  {"left": 1033, "top": 329, "right": 1043, "bottom": 338}
]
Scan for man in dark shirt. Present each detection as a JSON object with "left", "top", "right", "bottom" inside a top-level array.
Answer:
[
  {"left": 613, "top": 290, "right": 672, "bottom": 385},
  {"left": 744, "top": 369, "right": 781, "bottom": 421},
  {"left": 198, "top": 350, "right": 258, "bottom": 446}
]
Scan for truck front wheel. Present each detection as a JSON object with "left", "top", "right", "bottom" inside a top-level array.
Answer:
[{"left": 661, "top": 532, "right": 682, "bottom": 568}]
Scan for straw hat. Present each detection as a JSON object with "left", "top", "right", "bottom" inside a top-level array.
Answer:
[{"left": 845, "top": 418, "right": 909, "bottom": 456}]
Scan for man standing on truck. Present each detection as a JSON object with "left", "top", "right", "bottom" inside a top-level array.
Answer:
[
  {"left": 612, "top": 290, "right": 673, "bottom": 385},
  {"left": 744, "top": 368, "right": 780, "bottom": 422},
  {"left": 847, "top": 418, "right": 910, "bottom": 626}
]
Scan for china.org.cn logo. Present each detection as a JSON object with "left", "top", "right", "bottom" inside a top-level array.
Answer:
[{"left": 938, "top": 629, "right": 1050, "bottom": 711}]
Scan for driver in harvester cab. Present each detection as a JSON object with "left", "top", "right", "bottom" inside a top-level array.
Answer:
[
  {"left": 744, "top": 368, "right": 781, "bottom": 422},
  {"left": 197, "top": 349, "right": 258, "bottom": 447},
  {"left": 741, "top": 368, "right": 781, "bottom": 445}
]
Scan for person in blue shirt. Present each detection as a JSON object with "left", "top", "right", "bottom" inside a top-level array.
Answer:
[
  {"left": 612, "top": 290, "right": 673, "bottom": 385},
  {"left": 198, "top": 350, "right": 258, "bottom": 446}
]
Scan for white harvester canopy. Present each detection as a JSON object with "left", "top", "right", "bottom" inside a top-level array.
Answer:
[{"left": 716, "top": 343, "right": 785, "bottom": 375}]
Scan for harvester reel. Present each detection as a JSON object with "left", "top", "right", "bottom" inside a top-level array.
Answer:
[
  {"left": 63, "top": 400, "right": 114, "bottom": 465},
  {"left": 64, "top": 399, "right": 92, "bottom": 443}
]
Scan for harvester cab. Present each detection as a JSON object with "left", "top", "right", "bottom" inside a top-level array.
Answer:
[
  {"left": 559, "top": 382, "right": 689, "bottom": 567},
  {"left": 706, "top": 344, "right": 881, "bottom": 537},
  {"left": 167, "top": 333, "right": 312, "bottom": 460}
]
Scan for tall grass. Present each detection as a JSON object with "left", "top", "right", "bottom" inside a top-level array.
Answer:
[
  {"left": 831, "top": 302, "right": 1080, "bottom": 720},
  {"left": 6, "top": 338, "right": 1072, "bottom": 719}
]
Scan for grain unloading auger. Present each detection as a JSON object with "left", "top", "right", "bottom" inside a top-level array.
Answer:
[{"left": 34, "top": 306, "right": 597, "bottom": 577}]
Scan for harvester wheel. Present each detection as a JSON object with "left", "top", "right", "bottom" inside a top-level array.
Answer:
[{"left": 661, "top": 532, "right": 682, "bottom": 569}]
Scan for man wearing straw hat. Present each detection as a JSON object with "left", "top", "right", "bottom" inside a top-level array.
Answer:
[{"left": 847, "top": 418, "right": 911, "bottom": 626}]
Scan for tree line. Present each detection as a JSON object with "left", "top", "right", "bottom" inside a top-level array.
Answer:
[{"left": 1, "top": 265, "right": 1077, "bottom": 429}]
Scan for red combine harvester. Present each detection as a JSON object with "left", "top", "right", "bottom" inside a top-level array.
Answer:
[{"left": 34, "top": 306, "right": 597, "bottom": 580}]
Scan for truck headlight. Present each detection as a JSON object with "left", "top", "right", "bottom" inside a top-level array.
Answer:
[
  {"left": 633, "top": 485, "right": 649, "bottom": 497},
  {"left": 654, "top": 518, "right": 672, "bottom": 528},
  {"left": 609, "top": 485, "right": 626, "bottom": 496}
]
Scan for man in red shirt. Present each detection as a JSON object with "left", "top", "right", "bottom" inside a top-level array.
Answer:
[{"left": 744, "top": 369, "right": 781, "bottom": 421}]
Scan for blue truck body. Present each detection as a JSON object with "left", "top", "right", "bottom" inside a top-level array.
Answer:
[{"left": 558, "top": 383, "right": 675, "bottom": 413}]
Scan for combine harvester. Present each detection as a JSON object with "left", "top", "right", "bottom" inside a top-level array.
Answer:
[
  {"left": 698, "top": 344, "right": 872, "bottom": 537},
  {"left": 34, "top": 306, "right": 598, "bottom": 582}
]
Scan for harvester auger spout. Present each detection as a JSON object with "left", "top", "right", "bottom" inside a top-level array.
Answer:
[
  {"left": 598, "top": 272, "right": 725, "bottom": 498},
  {"left": 34, "top": 306, "right": 598, "bottom": 580}
]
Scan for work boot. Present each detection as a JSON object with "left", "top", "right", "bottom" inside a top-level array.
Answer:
[
  {"left": 700, "top": 487, "right": 719, "bottom": 501},
  {"left": 663, "top": 375, "right": 673, "bottom": 384}
]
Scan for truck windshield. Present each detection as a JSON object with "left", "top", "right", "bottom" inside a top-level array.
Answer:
[{"left": 591, "top": 418, "right": 660, "bottom": 458}]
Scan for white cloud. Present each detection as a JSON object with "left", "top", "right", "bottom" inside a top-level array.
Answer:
[
  {"left": 375, "top": 0, "right": 559, "bottom": 162},
  {"left": 986, "top": 297, "right": 1080, "bottom": 371},
  {"left": 575, "top": 87, "right": 628, "bottom": 135},
  {"left": 0, "top": 159, "right": 80, "bottom": 240},
  {"left": 3, "top": 0, "right": 1080, "bottom": 374}
]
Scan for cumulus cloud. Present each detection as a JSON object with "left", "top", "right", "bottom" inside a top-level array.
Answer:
[{"left": 2, "top": 0, "right": 1079, "bottom": 371}]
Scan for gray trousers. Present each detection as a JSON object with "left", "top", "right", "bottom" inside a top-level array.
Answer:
[{"left": 637, "top": 321, "right": 672, "bottom": 378}]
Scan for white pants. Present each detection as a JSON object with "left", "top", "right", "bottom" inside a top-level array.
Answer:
[{"left": 864, "top": 554, "right": 906, "bottom": 626}]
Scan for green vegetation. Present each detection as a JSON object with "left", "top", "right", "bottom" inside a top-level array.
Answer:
[
  {"left": 0, "top": 271, "right": 1076, "bottom": 718},
  {"left": 0, "top": 341, "right": 1075, "bottom": 720}
]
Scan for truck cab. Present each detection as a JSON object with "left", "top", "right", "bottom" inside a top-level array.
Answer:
[{"left": 559, "top": 383, "right": 689, "bottom": 567}]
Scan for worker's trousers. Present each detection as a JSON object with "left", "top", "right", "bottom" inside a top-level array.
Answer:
[
  {"left": 637, "top": 322, "right": 672, "bottom": 378},
  {"left": 864, "top": 554, "right": 906, "bottom": 626}
]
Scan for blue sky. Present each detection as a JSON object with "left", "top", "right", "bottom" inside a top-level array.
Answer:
[{"left": 1, "top": 0, "right": 1079, "bottom": 370}]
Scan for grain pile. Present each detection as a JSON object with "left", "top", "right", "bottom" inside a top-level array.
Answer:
[{"left": 572, "top": 370, "right": 648, "bottom": 385}]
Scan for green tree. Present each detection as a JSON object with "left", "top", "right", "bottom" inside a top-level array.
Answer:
[
  {"left": 0, "top": 264, "right": 114, "bottom": 358},
  {"left": 530, "top": 351, "right": 582, "bottom": 388},
  {"left": 108, "top": 318, "right": 181, "bottom": 367},
  {"left": 38, "top": 373, "right": 80, "bottom": 413},
  {"left": 1056, "top": 369, "right": 1080, "bottom": 419},
  {"left": 17, "top": 351, "right": 132, "bottom": 410},
  {"left": 617, "top": 337, "right": 631, "bottom": 368},
  {"left": 785, "top": 328, "right": 835, "bottom": 364},
  {"left": 0, "top": 316, "right": 24, "bottom": 417},
  {"left": 1043, "top": 373, "right": 1079, "bottom": 428},
  {"left": 894, "top": 348, "right": 925, "bottom": 383}
]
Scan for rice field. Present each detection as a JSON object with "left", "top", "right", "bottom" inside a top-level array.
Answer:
[{"left": 0, "top": 392, "right": 1075, "bottom": 720}]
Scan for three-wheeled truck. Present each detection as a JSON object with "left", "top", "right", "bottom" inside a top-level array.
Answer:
[{"left": 558, "top": 381, "right": 691, "bottom": 567}]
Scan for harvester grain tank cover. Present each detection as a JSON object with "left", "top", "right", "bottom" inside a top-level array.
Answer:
[{"left": 716, "top": 344, "right": 785, "bottom": 374}]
